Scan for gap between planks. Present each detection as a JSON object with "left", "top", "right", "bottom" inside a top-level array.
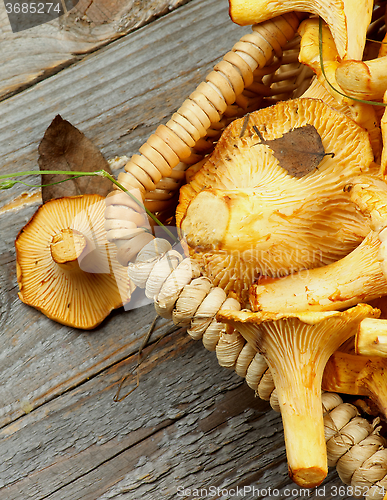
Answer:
[
  {"left": 0, "top": 327, "right": 279, "bottom": 499},
  {"left": 0, "top": 0, "right": 194, "bottom": 102}
]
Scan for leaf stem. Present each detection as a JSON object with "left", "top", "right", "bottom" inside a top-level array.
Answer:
[
  {"left": 318, "top": 18, "right": 387, "bottom": 107},
  {"left": 0, "top": 170, "right": 96, "bottom": 179},
  {"left": 0, "top": 169, "right": 178, "bottom": 243}
]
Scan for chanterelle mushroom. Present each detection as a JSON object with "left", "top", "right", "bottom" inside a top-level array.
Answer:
[
  {"left": 250, "top": 175, "right": 387, "bottom": 313},
  {"left": 16, "top": 194, "right": 132, "bottom": 329},
  {"left": 323, "top": 350, "right": 387, "bottom": 419},
  {"left": 217, "top": 304, "right": 379, "bottom": 488},
  {"left": 228, "top": 0, "right": 373, "bottom": 60},
  {"left": 177, "top": 98, "right": 376, "bottom": 302}
]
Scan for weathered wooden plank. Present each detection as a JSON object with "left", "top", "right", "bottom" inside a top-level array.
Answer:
[
  {"left": 0, "top": 0, "right": 249, "bottom": 207},
  {"left": 0, "top": 272, "right": 170, "bottom": 428},
  {"left": 0, "top": 330, "right": 263, "bottom": 496},
  {"left": 0, "top": 1, "right": 363, "bottom": 497},
  {"left": 0, "top": 328, "right": 355, "bottom": 499},
  {"left": 0, "top": 0, "right": 250, "bottom": 426},
  {"left": 0, "top": 0, "right": 192, "bottom": 101}
]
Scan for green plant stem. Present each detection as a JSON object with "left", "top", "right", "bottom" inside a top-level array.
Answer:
[
  {"left": 0, "top": 169, "right": 178, "bottom": 243},
  {"left": 0, "top": 170, "right": 100, "bottom": 180},
  {"left": 318, "top": 18, "right": 387, "bottom": 107},
  {"left": 99, "top": 171, "right": 177, "bottom": 242}
]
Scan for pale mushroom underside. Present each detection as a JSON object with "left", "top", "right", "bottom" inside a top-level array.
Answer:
[{"left": 177, "top": 98, "right": 376, "bottom": 302}]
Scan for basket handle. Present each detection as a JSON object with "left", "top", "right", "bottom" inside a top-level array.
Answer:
[{"left": 106, "top": 12, "right": 303, "bottom": 265}]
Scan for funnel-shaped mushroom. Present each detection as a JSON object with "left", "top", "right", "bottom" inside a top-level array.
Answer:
[
  {"left": 177, "top": 98, "right": 375, "bottom": 302},
  {"left": 16, "top": 194, "right": 132, "bottom": 329},
  {"left": 228, "top": 0, "right": 373, "bottom": 60},
  {"left": 217, "top": 304, "right": 379, "bottom": 488},
  {"left": 250, "top": 175, "right": 387, "bottom": 313}
]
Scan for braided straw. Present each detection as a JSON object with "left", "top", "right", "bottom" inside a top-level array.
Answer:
[
  {"left": 127, "top": 238, "right": 275, "bottom": 401},
  {"left": 126, "top": 237, "right": 387, "bottom": 498},
  {"left": 125, "top": 12, "right": 302, "bottom": 193},
  {"left": 322, "top": 393, "right": 387, "bottom": 500},
  {"left": 127, "top": 238, "right": 241, "bottom": 348}
]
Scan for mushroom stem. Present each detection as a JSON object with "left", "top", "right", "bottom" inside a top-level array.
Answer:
[
  {"left": 281, "top": 379, "right": 327, "bottom": 487},
  {"left": 217, "top": 305, "right": 379, "bottom": 488},
  {"left": 357, "top": 358, "right": 387, "bottom": 419},
  {"left": 250, "top": 232, "right": 386, "bottom": 312},
  {"left": 323, "top": 351, "right": 387, "bottom": 419},
  {"left": 50, "top": 228, "right": 89, "bottom": 271},
  {"left": 356, "top": 318, "right": 387, "bottom": 357},
  {"left": 322, "top": 351, "right": 368, "bottom": 396}
]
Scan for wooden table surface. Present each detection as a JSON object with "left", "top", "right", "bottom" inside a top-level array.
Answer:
[{"left": 0, "top": 1, "right": 359, "bottom": 498}]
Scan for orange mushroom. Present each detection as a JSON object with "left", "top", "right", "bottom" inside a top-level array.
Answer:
[
  {"left": 16, "top": 194, "right": 132, "bottom": 329},
  {"left": 177, "top": 98, "right": 375, "bottom": 303}
]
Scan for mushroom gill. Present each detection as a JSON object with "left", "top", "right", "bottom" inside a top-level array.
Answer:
[
  {"left": 176, "top": 98, "right": 376, "bottom": 302},
  {"left": 16, "top": 194, "right": 132, "bottom": 329}
]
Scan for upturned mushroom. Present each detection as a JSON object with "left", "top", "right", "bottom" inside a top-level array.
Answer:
[
  {"left": 298, "top": 18, "right": 381, "bottom": 158},
  {"left": 250, "top": 175, "right": 387, "bottom": 313},
  {"left": 177, "top": 98, "right": 376, "bottom": 302},
  {"left": 16, "top": 194, "right": 132, "bottom": 329},
  {"left": 228, "top": 0, "right": 373, "bottom": 60},
  {"left": 217, "top": 304, "right": 379, "bottom": 488}
]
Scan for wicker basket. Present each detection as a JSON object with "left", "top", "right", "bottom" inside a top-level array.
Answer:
[
  {"left": 106, "top": 5, "right": 387, "bottom": 498},
  {"left": 107, "top": 12, "right": 312, "bottom": 230}
]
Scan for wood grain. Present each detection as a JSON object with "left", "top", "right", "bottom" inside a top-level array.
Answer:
[
  {"left": 0, "top": 328, "right": 355, "bottom": 499},
  {"left": 0, "top": 0, "right": 192, "bottom": 101},
  {"left": 0, "top": 0, "right": 249, "bottom": 211}
]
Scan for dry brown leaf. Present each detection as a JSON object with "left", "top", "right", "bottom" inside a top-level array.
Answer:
[
  {"left": 38, "top": 115, "right": 113, "bottom": 203},
  {"left": 253, "top": 124, "right": 332, "bottom": 178}
]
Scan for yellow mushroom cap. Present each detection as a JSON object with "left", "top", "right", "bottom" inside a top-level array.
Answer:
[
  {"left": 177, "top": 98, "right": 375, "bottom": 303},
  {"left": 15, "top": 194, "right": 132, "bottom": 329},
  {"left": 228, "top": 0, "right": 373, "bottom": 60}
]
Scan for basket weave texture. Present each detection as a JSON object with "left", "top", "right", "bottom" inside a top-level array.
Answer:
[{"left": 105, "top": 6, "right": 387, "bottom": 498}]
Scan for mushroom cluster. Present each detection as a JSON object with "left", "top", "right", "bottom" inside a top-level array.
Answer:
[
  {"left": 176, "top": 98, "right": 376, "bottom": 302},
  {"left": 93, "top": 0, "right": 387, "bottom": 495},
  {"left": 7, "top": 0, "right": 387, "bottom": 494},
  {"left": 210, "top": 2, "right": 387, "bottom": 491}
]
